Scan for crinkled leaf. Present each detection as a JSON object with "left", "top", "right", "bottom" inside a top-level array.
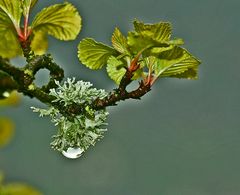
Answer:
[
  {"left": 107, "top": 56, "right": 126, "bottom": 85},
  {"left": 78, "top": 38, "right": 117, "bottom": 70},
  {"left": 0, "top": 183, "right": 41, "bottom": 195},
  {"left": 127, "top": 20, "right": 181, "bottom": 55},
  {"left": 0, "top": 117, "right": 14, "bottom": 148},
  {"left": 21, "top": 0, "right": 38, "bottom": 17},
  {"left": 133, "top": 20, "right": 172, "bottom": 42},
  {"left": 127, "top": 31, "right": 171, "bottom": 55},
  {"left": 154, "top": 46, "right": 201, "bottom": 79},
  {"left": 112, "top": 28, "right": 129, "bottom": 54},
  {"left": 149, "top": 45, "right": 175, "bottom": 55},
  {"left": 30, "top": 31, "right": 48, "bottom": 55},
  {"left": 147, "top": 38, "right": 183, "bottom": 57},
  {"left": 31, "top": 2, "right": 81, "bottom": 41},
  {"left": 0, "top": 0, "right": 21, "bottom": 29}
]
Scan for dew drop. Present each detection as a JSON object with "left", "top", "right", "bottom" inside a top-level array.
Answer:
[{"left": 62, "top": 147, "right": 84, "bottom": 159}]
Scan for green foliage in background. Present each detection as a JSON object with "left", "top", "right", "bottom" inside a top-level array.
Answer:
[
  {"left": 0, "top": 92, "right": 42, "bottom": 194},
  {"left": 0, "top": 91, "right": 19, "bottom": 148},
  {"left": 0, "top": 172, "right": 41, "bottom": 195}
]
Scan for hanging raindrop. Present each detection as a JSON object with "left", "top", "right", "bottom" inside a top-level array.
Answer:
[{"left": 62, "top": 147, "right": 84, "bottom": 159}]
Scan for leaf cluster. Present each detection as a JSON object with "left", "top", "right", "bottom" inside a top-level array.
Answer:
[
  {"left": 78, "top": 20, "right": 200, "bottom": 85},
  {"left": 0, "top": 0, "right": 81, "bottom": 58},
  {"left": 0, "top": 173, "right": 41, "bottom": 195}
]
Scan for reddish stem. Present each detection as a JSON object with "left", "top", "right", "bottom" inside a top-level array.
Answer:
[{"left": 23, "top": 15, "right": 29, "bottom": 41}]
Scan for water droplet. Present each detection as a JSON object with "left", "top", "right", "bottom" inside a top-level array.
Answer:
[{"left": 62, "top": 147, "right": 84, "bottom": 159}]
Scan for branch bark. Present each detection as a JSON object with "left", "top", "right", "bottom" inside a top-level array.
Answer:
[{"left": 0, "top": 52, "right": 151, "bottom": 116}]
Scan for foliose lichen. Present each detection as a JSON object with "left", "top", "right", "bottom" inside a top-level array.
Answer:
[{"left": 32, "top": 78, "right": 108, "bottom": 152}]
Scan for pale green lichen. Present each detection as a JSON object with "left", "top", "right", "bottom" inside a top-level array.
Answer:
[{"left": 32, "top": 78, "right": 108, "bottom": 153}]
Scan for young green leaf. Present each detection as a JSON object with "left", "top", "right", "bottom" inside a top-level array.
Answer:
[
  {"left": 21, "top": 0, "right": 38, "bottom": 17},
  {"left": 31, "top": 2, "right": 81, "bottom": 41},
  {"left": 78, "top": 38, "right": 117, "bottom": 70},
  {"left": 0, "top": 0, "right": 22, "bottom": 30},
  {"left": 169, "top": 38, "right": 184, "bottom": 45},
  {"left": 0, "top": 1, "right": 22, "bottom": 58},
  {"left": 127, "top": 20, "right": 179, "bottom": 55},
  {"left": 153, "top": 46, "right": 201, "bottom": 79},
  {"left": 112, "top": 28, "right": 129, "bottom": 54},
  {"left": 133, "top": 20, "right": 172, "bottom": 42},
  {"left": 106, "top": 56, "right": 127, "bottom": 85},
  {"left": 127, "top": 32, "right": 169, "bottom": 54}
]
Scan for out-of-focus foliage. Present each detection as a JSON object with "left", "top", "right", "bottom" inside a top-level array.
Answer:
[
  {"left": 0, "top": 92, "right": 41, "bottom": 194},
  {"left": 0, "top": 173, "right": 41, "bottom": 195},
  {"left": 0, "top": 91, "right": 20, "bottom": 107},
  {"left": 0, "top": 91, "right": 20, "bottom": 148},
  {"left": 0, "top": 117, "right": 14, "bottom": 148}
]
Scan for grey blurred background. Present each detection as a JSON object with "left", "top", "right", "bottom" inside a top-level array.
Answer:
[{"left": 0, "top": 0, "right": 240, "bottom": 194}]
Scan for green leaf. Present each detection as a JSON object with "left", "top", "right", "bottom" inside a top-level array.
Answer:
[
  {"left": 0, "top": 117, "right": 14, "bottom": 148},
  {"left": 0, "top": 183, "right": 41, "bottom": 195},
  {"left": 127, "top": 32, "right": 157, "bottom": 54},
  {"left": 21, "top": 0, "right": 38, "bottom": 17},
  {"left": 133, "top": 20, "right": 172, "bottom": 42},
  {"left": 153, "top": 46, "right": 201, "bottom": 79},
  {"left": 144, "top": 56, "right": 157, "bottom": 69},
  {"left": 127, "top": 20, "right": 182, "bottom": 55},
  {"left": 30, "top": 0, "right": 38, "bottom": 8},
  {"left": 0, "top": 0, "right": 22, "bottom": 58},
  {"left": 30, "top": 31, "right": 48, "bottom": 55},
  {"left": 31, "top": 2, "right": 81, "bottom": 41},
  {"left": 0, "top": 29, "right": 22, "bottom": 58},
  {"left": 106, "top": 56, "right": 127, "bottom": 85},
  {"left": 78, "top": 38, "right": 117, "bottom": 70},
  {"left": 169, "top": 38, "right": 184, "bottom": 45},
  {"left": 112, "top": 28, "right": 129, "bottom": 54},
  {"left": 0, "top": 0, "right": 22, "bottom": 29}
]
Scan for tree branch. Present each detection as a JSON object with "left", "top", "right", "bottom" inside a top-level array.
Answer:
[{"left": 0, "top": 52, "right": 151, "bottom": 116}]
